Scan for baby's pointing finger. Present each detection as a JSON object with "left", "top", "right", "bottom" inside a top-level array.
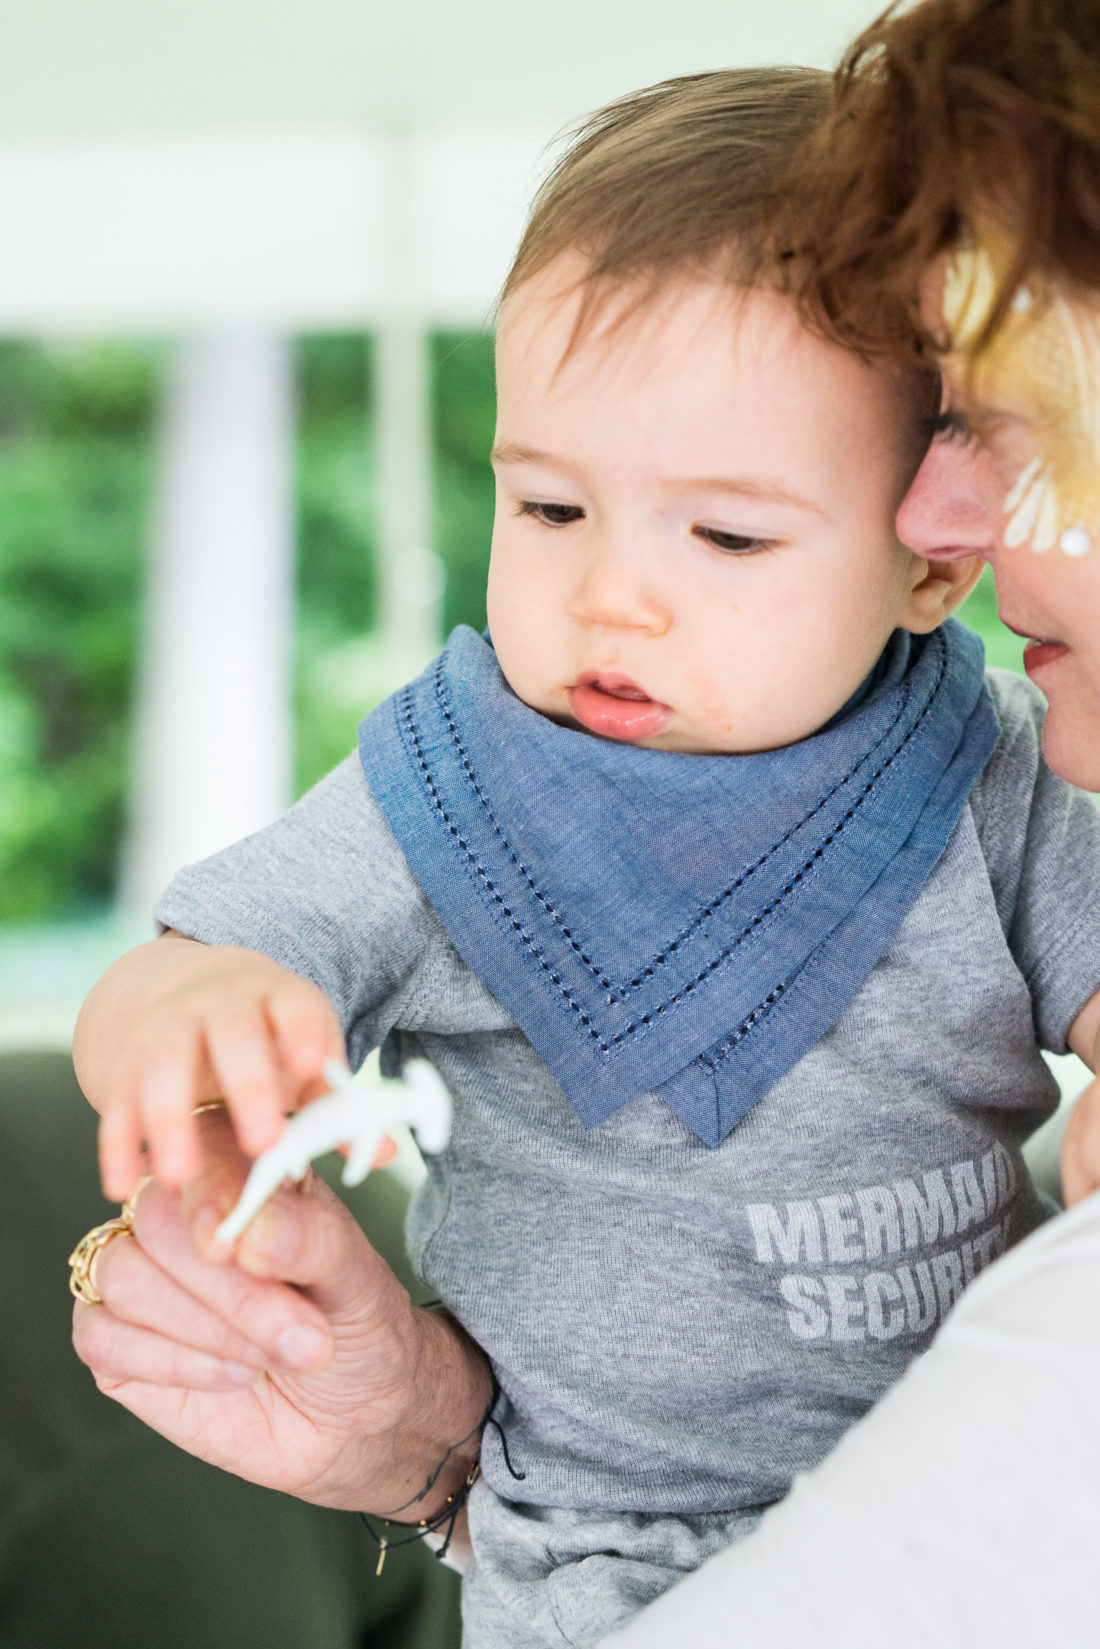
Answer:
[
  {"left": 134, "top": 1021, "right": 205, "bottom": 1186},
  {"left": 98, "top": 1103, "right": 147, "bottom": 1204},
  {"left": 266, "top": 978, "right": 345, "bottom": 1090},
  {"left": 204, "top": 1007, "right": 289, "bottom": 1157}
]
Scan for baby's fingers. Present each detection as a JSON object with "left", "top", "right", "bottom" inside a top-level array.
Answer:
[
  {"left": 99, "top": 1102, "right": 147, "bottom": 1203},
  {"left": 133, "top": 1018, "right": 206, "bottom": 1188},
  {"left": 266, "top": 976, "right": 346, "bottom": 1097},
  {"left": 205, "top": 1005, "right": 291, "bottom": 1158}
]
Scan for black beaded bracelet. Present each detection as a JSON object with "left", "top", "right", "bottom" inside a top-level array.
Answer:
[
  {"left": 359, "top": 1460, "right": 481, "bottom": 1574},
  {"left": 357, "top": 1370, "right": 525, "bottom": 1575}
]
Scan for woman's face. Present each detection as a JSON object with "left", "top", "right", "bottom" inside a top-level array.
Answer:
[
  {"left": 896, "top": 255, "right": 1100, "bottom": 790},
  {"left": 897, "top": 409, "right": 1100, "bottom": 789}
]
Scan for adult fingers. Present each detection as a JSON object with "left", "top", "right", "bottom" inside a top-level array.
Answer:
[
  {"left": 91, "top": 1229, "right": 268, "bottom": 1369},
  {"left": 179, "top": 1104, "right": 261, "bottom": 1254},
  {"left": 73, "top": 1301, "right": 260, "bottom": 1391},
  {"left": 233, "top": 1172, "right": 410, "bottom": 1340},
  {"left": 133, "top": 1176, "right": 336, "bottom": 1372}
]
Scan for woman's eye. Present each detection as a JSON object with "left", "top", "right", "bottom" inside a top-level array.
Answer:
[
  {"left": 516, "top": 500, "right": 585, "bottom": 527},
  {"left": 692, "top": 525, "right": 772, "bottom": 556},
  {"left": 923, "top": 408, "right": 979, "bottom": 447}
]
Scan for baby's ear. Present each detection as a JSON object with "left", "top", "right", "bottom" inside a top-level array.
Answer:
[{"left": 901, "top": 553, "right": 985, "bottom": 634}]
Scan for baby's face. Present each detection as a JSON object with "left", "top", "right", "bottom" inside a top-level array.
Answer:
[{"left": 487, "top": 259, "right": 935, "bottom": 754}]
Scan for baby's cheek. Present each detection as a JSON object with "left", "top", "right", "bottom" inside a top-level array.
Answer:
[{"left": 684, "top": 644, "right": 773, "bottom": 742}]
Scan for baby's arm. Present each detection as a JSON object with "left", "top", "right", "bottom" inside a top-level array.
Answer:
[
  {"left": 75, "top": 932, "right": 345, "bottom": 1199},
  {"left": 76, "top": 753, "right": 447, "bottom": 1200}
]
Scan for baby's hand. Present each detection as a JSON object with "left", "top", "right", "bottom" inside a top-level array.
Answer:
[
  {"left": 75, "top": 934, "right": 345, "bottom": 1201},
  {"left": 1060, "top": 1074, "right": 1100, "bottom": 1207}
]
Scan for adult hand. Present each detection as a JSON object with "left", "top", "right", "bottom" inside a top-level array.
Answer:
[{"left": 71, "top": 1110, "right": 491, "bottom": 1518}]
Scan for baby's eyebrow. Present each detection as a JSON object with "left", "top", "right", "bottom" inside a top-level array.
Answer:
[
  {"left": 493, "top": 444, "right": 823, "bottom": 505},
  {"left": 675, "top": 476, "right": 828, "bottom": 516},
  {"left": 491, "top": 444, "right": 827, "bottom": 517},
  {"left": 490, "top": 442, "right": 572, "bottom": 471}
]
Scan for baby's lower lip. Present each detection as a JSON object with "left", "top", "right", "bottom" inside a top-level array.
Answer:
[{"left": 567, "top": 681, "right": 673, "bottom": 742}]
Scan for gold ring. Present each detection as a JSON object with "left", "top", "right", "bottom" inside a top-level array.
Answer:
[
  {"left": 192, "top": 1099, "right": 229, "bottom": 1117},
  {"left": 68, "top": 1216, "right": 132, "bottom": 1305},
  {"left": 68, "top": 1177, "right": 151, "bottom": 1306}
]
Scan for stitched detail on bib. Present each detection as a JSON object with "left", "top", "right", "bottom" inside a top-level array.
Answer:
[{"left": 398, "top": 632, "right": 950, "bottom": 1058}]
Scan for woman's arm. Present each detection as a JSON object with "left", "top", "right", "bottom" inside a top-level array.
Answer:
[{"left": 1060, "top": 988, "right": 1100, "bottom": 1205}]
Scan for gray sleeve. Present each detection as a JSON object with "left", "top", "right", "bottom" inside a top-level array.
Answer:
[
  {"left": 154, "top": 753, "right": 443, "bottom": 1069},
  {"left": 972, "top": 669, "right": 1100, "bottom": 1052}
]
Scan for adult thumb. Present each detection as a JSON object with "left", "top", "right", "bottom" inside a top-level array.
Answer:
[{"left": 233, "top": 1170, "right": 410, "bottom": 1332}]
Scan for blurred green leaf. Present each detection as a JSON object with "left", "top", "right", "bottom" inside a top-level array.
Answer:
[{"left": 0, "top": 341, "right": 157, "bottom": 923}]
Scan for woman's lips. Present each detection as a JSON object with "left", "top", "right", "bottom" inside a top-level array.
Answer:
[
  {"left": 567, "top": 674, "right": 673, "bottom": 742},
  {"left": 1022, "top": 638, "right": 1070, "bottom": 677},
  {"left": 1002, "top": 620, "right": 1070, "bottom": 679}
]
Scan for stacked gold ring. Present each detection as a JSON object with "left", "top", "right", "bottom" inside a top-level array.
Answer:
[
  {"left": 67, "top": 1179, "right": 151, "bottom": 1306},
  {"left": 68, "top": 1100, "right": 230, "bottom": 1303}
]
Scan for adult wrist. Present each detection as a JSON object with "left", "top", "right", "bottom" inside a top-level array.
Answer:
[{"left": 363, "top": 1305, "right": 493, "bottom": 1522}]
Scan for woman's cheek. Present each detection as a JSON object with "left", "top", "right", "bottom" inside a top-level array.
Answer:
[{"left": 1039, "top": 687, "right": 1100, "bottom": 792}]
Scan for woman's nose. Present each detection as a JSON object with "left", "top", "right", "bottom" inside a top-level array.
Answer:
[
  {"left": 896, "top": 439, "right": 1003, "bottom": 563},
  {"left": 566, "top": 537, "right": 670, "bottom": 634}
]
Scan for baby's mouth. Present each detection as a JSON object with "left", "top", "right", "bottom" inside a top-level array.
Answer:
[{"left": 567, "top": 673, "right": 673, "bottom": 742}]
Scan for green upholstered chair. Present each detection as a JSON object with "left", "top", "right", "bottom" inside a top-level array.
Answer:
[{"left": 0, "top": 1050, "right": 461, "bottom": 1649}]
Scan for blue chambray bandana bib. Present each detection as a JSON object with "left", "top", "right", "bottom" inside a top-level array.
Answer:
[{"left": 359, "top": 622, "right": 1000, "bottom": 1146}]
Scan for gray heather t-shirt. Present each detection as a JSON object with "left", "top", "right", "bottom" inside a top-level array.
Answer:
[{"left": 157, "top": 669, "right": 1100, "bottom": 1646}]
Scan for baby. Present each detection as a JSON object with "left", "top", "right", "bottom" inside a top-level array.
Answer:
[{"left": 76, "top": 68, "right": 1100, "bottom": 1648}]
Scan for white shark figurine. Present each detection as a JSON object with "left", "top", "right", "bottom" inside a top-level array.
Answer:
[{"left": 215, "top": 1057, "right": 452, "bottom": 1244}]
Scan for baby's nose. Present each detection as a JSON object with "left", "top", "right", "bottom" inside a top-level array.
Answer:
[{"left": 567, "top": 541, "right": 670, "bottom": 633}]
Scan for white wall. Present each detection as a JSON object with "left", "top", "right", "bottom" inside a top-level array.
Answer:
[
  {"left": 0, "top": 0, "right": 888, "bottom": 333},
  {"left": 1, "top": 1, "right": 890, "bottom": 139}
]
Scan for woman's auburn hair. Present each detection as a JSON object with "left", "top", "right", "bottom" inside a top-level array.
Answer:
[
  {"left": 789, "top": 0, "right": 1100, "bottom": 358},
  {"left": 499, "top": 66, "right": 831, "bottom": 323}
]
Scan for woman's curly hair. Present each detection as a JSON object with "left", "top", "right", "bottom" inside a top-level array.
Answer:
[{"left": 788, "top": 0, "right": 1100, "bottom": 357}]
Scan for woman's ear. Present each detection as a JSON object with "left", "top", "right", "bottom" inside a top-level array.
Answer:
[{"left": 900, "top": 553, "right": 985, "bottom": 633}]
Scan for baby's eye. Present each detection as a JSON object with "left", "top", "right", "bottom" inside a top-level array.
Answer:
[
  {"left": 692, "top": 525, "right": 773, "bottom": 556},
  {"left": 516, "top": 500, "right": 585, "bottom": 527}
]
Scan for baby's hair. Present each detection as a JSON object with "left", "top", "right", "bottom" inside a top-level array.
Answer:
[
  {"left": 499, "top": 67, "right": 831, "bottom": 335},
  {"left": 787, "top": 0, "right": 1100, "bottom": 359}
]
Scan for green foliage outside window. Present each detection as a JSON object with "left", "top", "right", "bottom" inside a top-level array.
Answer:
[
  {"left": 292, "top": 331, "right": 495, "bottom": 796},
  {"left": 0, "top": 330, "right": 1023, "bottom": 928},
  {"left": 432, "top": 331, "right": 497, "bottom": 638},
  {"left": 0, "top": 332, "right": 497, "bottom": 922},
  {"left": 0, "top": 341, "right": 157, "bottom": 924}
]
